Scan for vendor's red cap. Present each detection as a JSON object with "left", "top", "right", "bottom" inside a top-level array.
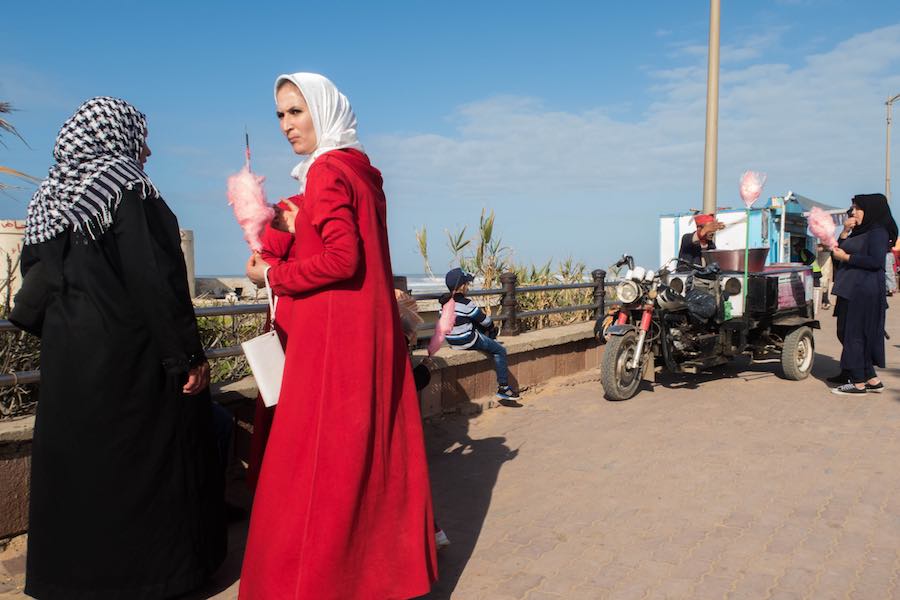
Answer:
[{"left": 694, "top": 214, "right": 715, "bottom": 226}]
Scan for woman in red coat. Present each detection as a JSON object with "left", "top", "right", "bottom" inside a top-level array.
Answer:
[{"left": 241, "top": 72, "right": 437, "bottom": 599}]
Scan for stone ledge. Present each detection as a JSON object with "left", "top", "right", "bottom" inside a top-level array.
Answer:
[
  {"left": 412, "top": 321, "right": 596, "bottom": 368},
  {"left": 416, "top": 322, "right": 602, "bottom": 418},
  {"left": 0, "top": 417, "right": 34, "bottom": 444},
  {"left": 212, "top": 377, "right": 258, "bottom": 406}
]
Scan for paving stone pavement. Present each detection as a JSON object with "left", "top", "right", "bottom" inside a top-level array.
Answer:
[
  {"left": 2, "top": 305, "right": 900, "bottom": 599},
  {"left": 421, "top": 306, "right": 900, "bottom": 600}
]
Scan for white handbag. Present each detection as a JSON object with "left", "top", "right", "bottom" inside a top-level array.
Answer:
[{"left": 241, "top": 270, "right": 285, "bottom": 407}]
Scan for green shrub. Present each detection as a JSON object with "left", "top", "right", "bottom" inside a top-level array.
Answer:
[{"left": 417, "top": 211, "right": 597, "bottom": 332}]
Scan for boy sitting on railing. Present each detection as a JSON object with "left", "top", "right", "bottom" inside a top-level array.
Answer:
[{"left": 440, "top": 268, "right": 520, "bottom": 403}]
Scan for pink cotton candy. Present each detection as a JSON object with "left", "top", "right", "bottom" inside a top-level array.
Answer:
[
  {"left": 739, "top": 171, "right": 767, "bottom": 208},
  {"left": 808, "top": 206, "right": 838, "bottom": 249},
  {"left": 428, "top": 298, "right": 456, "bottom": 356},
  {"left": 227, "top": 165, "right": 274, "bottom": 252}
]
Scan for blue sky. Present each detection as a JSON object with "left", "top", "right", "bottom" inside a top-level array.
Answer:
[{"left": 3, "top": 1, "right": 900, "bottom": 276}]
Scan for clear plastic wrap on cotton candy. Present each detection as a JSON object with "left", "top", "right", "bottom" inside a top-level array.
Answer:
[
  {"left": 394, "top": 290, "right": 424, "bottom": 345},
  {"left": 428, "top": 298, "right": 456, "bottom": 356},
  {"left": 227, "top": 165, "right": 274, "bottom": 252},
  {"left": 739, "top": 171, "right": 767, "bottom": 209},
  {"left": 807, "top": 206, "right": 838, "bottom": 249}
]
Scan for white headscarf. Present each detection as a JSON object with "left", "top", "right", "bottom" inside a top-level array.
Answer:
[{"left": 274, "top": 72, "right": 365, "bottom": 192}]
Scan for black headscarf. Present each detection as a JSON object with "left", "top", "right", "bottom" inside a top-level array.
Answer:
[{"left": 849, "top": 193, "right": 898, "bottom": 247}]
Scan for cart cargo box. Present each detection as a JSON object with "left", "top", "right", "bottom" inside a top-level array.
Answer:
[{"left": 747, "top": 265, "right": 814, "bottom": 313}]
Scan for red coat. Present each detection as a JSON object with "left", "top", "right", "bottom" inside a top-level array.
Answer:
[
  {"left": 259, "top": 198, "right": 299, "bottom": 343},
  {"left": 246, "top": 200, "right": 298, "bottom": 491},
  {"left": 239, "top": 149, "right": 437, "bottom": 599}
]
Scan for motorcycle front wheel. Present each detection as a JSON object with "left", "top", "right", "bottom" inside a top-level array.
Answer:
[{"left": 601, "top": 331, "right": 643, "bottom": 401}]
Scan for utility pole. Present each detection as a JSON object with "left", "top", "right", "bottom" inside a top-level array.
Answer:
[
  {"left": 887, "top": 93, "right": 900, "bottom": 202},
  {"left": 701, "top": 0, "right": 721, "bottom": 215}
]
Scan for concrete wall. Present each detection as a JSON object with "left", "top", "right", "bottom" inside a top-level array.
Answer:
[
  {"left": 0, "top": 322, "right": 602, "bottom": 540},
  {"left": 417, "top": 322, "right": 600, "bottom": 417},
  {"left": 0, "top": 419, "right": 34, "bottom": 540},
  {"left": 0, "top": 220, "right": 26, "bottom": 306},
  {"left": 195, "top": 277, "right": 259, "bottom": 300},
  {"left": 180, "top": 229, "right": 195, "bottom": 299}
]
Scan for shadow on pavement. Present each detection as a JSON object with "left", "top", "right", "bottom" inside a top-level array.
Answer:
[
  {"left": 183, "top": 409, "right": 517, "bottom": 599},
  {"left": 651, "top": 356, "right": 765, "bottom": 392},
  {"left": 811, "top": 351, "right": 842, "bottom": 383},
  {"left": 646, "top": 344, "right": 850, "bottom": 394},
  {"left": 418, "top": 415, "right": 518, "bottom": 599}
]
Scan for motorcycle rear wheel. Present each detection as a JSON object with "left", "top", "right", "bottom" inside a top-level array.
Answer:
[{"left": 601, "top": 331, "right": 643, "bottom": 400}]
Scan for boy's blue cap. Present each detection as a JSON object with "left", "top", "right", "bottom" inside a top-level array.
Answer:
[{"left": 445, "top": 268, "right": 474, "bottom": 291}]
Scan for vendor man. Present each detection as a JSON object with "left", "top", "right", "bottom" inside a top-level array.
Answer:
[{"left": 678, "top": 213, "right": 725, "bottom": 268}]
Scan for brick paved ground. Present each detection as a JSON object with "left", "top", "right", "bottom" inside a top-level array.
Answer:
[{"left": 2, "top": 305, "right": 899, "bottom": 599}]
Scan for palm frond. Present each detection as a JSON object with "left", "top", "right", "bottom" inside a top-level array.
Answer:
[
  {"left": 414, "top": 226, "right": 433, "bottom": 278},
  {"left": 0, "top": 166, "right": 39, "bottom": 183},
  {"left": 0, "top": 103, "right": 29, "bottom": 148}
]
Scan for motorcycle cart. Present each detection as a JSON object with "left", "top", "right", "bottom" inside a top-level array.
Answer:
[{"left": 599, "top": 251, "right": 819, "bottom": 401}]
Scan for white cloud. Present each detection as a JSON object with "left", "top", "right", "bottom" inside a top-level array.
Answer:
[
  {"left": 372, "top": 23, "right": 900, "bottom": 272},
  {"left": 670, "top": 26, "right": 791, "bottom": 65}
]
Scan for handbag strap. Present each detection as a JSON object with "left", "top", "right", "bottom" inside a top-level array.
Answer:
[{"left": 263, "top": 267, "right": 278, "bottom": 322}]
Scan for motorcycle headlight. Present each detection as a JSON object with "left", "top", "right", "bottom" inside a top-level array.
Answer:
[
  {"left": 723, "top": 277, "right": 742, "bottom": 296},
  {"left": 616, "top": 280, "right": 641, "bottom": 304}
]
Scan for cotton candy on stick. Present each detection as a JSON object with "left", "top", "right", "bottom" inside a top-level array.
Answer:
[
  {"left": 227, "top": 166, "right": 273, "bottom": 252},
  {"left": 738, "top": 170, "right": 767, "bottom": 307},
  {"left": 739, "top": 171, "right": 767, "bottom": 208},
  {"left": 428, "top": 298, "right": 456, "bottom": 356},
  {"left": 227, "top": 133, "right": 273, "bottom": 252},
  {"left": 807, "top": 206, "right": 838, "bottom": 249},
  {"left": 395, "top": 290, "right": 424, "bottom": 345}
]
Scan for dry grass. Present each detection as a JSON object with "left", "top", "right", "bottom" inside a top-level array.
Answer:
[
  {"left": 0, "top": 299, "right": 268, "bottom": 420},
  {"left": 196, "top": 311, "right": 267, "bottom": 383}
]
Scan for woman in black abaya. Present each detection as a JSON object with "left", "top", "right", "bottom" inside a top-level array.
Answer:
[
  {"left": 16, "top": 97, "right": 225, "bottom": 599},
  {"left": 830, "top": 193, "right": 897, "bottom": 395}
]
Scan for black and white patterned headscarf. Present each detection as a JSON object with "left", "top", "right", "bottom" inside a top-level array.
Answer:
[{"left": 24, "top": 97, "right": 160, "bottom": 245}]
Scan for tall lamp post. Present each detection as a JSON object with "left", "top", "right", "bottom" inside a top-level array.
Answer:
[
  {"left": 702, "top": 0, "right": 721, "bottom": 215},
  {"left": 887, "top": 93, "right": 900, "bottom": 202}
]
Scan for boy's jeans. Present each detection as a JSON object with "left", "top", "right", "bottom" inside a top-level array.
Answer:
[{"left": 470, "top": 332, "right": 509, "bottom": 387}]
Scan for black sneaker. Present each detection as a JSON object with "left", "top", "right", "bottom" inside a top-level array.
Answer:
[
  {"left": 831, "top": 383, "right": 867, "bottom": 396},
  {"left": 496, "top": 386, "right": 520, "bottom": 401},
  {"left": 865, "top": 381, "right": 885, "bottom": 393}
]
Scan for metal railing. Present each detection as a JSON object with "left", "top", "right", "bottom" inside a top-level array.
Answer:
[
  {"left": 0, "top": 270, "right": 610, "bottom": 388},
  {"left": 412, "top": 270, "right": 608, "bottom": 338}
]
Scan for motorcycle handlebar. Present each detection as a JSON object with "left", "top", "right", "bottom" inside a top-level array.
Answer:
[
  {"left": 662, "top": 256, "right": 705, "bottom": 272},
  {"left": 613, "top": 254, "right": 635, "bottom": 271}
]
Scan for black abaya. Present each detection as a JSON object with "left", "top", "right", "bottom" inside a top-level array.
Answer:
[
  {"left": 23, "top": 189, "right": 225, "bottom": 599},
  {"left": 831, "top": 226, "right": 889, "bottom": 381}
]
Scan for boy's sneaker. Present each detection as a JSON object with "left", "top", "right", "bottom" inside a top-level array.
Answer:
[
  {"left": 831, "top": 383, "right": 867, "bottom": 396},
  {"left": 435, "top": 529, "right": 451, "bottom": 550},
  {"left": 496, "top": 385, "right": 520, "bottom": 400},
  {"left": 865, "top": 381, "right": 885, "bottom": 393}
]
